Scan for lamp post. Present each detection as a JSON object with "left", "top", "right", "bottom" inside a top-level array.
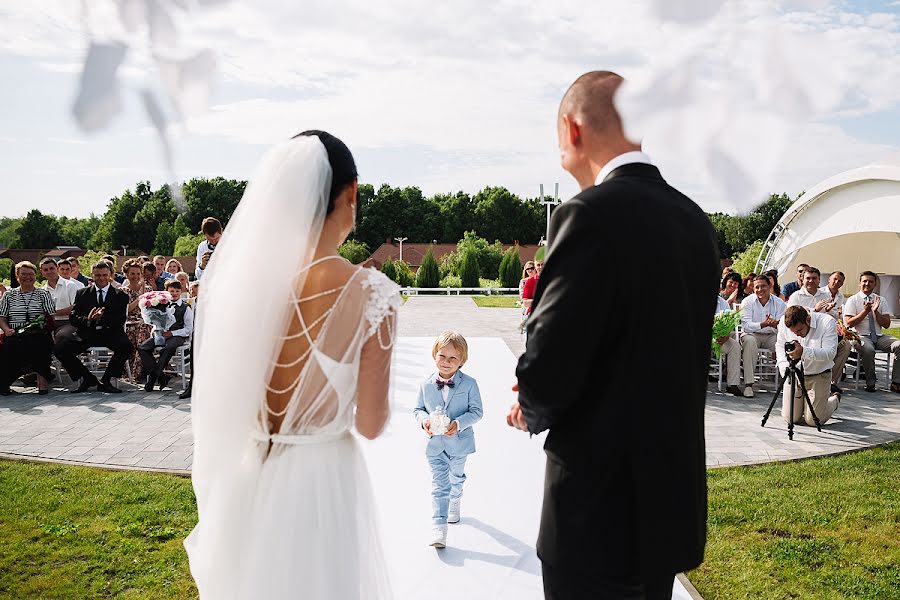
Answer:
[
  {"left": 539, "top": 183, "right": 560, "bottom": 247},
  {"left": 394, "top": 237, "right": 408, "bottom": 263}
]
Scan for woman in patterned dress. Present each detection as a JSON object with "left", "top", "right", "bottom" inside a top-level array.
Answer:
[{"left": 122, "top": 258, "right": 153, "bottom": 382}]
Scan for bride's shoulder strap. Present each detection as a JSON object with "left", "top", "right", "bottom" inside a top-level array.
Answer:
[{"left": 360, "top": 268, "right": 402, "bottom": 338}]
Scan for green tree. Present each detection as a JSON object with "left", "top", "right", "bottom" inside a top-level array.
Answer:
[
  {"left": 14, "top": 209, "right": 62, "bottom": 248},
  {"left": 381, "top": 257, "right": 397, "bottom": 282},
  {"left": 0, "top": 218, "right": 21, "bottom": 248},
  {"left": 730, "top": 239, "right": 765, "bottom": 277},
  {"left": 432, "top": 191, "right": 475, "bottom": 242},
  {"left": 0, "top": 258, "right": 13, "bottom": 283},
  {"left": 439, "top": 251, "right": 459, "bottom": 278},
  {"left": 90, "top": 182, "right": 154, "bottom": 251},
  {"left": 58, "top": 214, "right": 102, "bottom": 248},
  {"left": 173, "top": 233, "right": 205, "bottom": 259},
  {"left": 459, "top": 249, "right": 480, "bottom": 288},
  {"left": 457, "top": 231, "right": 504, "bottom": 279},
  {"left": 393, "top": 260, "right": 415, "bottom": 287},
  {"left": 338, "top": 239, "right": 371, "bottom": 264},
  {"left": 499, "top": 246, "right": 522, "bottom": 288},
  {"left": 472, "top": 186, "right": 543, "bottom": 244},
  {"left": 153, "top": 214, "right": 192, "bottom": 256},
  {"left": 415, "top": 246, "right": 440, "bottom": 288},
  {"left": 182, "top": 177, "right": 246, "bottom": 232}
]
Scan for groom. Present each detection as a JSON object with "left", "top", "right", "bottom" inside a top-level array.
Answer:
[{"left": 507, "top": 71, "right": 719, "bottom": 598}]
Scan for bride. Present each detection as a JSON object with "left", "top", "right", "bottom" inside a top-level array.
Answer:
[{"left": 184, "top": 131, "right": 400, "bottom": 599}]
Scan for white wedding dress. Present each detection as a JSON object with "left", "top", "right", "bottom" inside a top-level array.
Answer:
[{"left": 184, "top": 137, "right": 400, "bottom": 599}]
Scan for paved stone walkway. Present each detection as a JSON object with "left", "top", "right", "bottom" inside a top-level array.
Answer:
[{"left": 1, "top": 296, "right": 898, "bottom": 473}]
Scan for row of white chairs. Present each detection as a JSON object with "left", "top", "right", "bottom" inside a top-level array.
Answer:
[{"left": 51, "top": 344, "right": 191, "bottom": 392}]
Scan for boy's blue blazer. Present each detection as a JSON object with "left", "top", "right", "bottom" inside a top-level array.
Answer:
[{"left": 414, "top": 370, "right": 483, "bottom": 457}]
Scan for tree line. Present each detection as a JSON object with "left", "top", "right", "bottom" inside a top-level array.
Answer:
[{"left": 0, "top": 178, "right": 795, "bottom": 267}]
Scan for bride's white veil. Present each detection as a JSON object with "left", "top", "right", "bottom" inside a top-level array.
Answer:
[{"left": 184, "top": 135, "right": 331, "bottom": 597}]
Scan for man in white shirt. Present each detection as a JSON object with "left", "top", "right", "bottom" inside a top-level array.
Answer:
[
  {"left": 39, "top": 258, "right": 78, "bottom": 338},
  {"left": 739, "top": 275, "right": 787, "bottom": 397},
  {"left": 776, "top": 306, "right": 840, "bottom": 426},
  {"left": 843, "top": 271, "right": 900, "bottom": 393},
  {"left": 788, "top": 266, "right": 851, "bottom": 393},
  {"left": 194, "top": 216, "right": 223, "bottom": 280},
  {"left": 716, "top": 295, "right": 742, "bottom": 395},
  {"left": 56, "top": 259, "right": 85, "bottom": 289},
  {"left": 820, "top": 271, "right": 846, "bottom": 321}
]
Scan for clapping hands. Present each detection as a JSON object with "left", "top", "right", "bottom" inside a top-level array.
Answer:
[{"left": 87, "top": 307, "right": 105, "bottom": 321}]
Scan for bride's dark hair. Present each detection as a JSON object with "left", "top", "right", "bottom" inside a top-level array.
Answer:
[{"left": 293, "top": 130, "right": 358, "bottom": 215}]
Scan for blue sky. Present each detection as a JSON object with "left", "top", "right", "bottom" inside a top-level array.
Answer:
[{"left": 1, "top": 0, "right": 898, "bottom": 219}]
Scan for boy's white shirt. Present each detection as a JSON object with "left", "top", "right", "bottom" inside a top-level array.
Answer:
[{"left": 434, "top": 372, "right": 459, "bottom": 429}]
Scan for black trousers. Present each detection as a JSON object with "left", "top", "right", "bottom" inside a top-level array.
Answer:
[
  {"left": 542, "top": 563, "right": 675, "bottom": 600},
  {"left": 138, "top": 335, "right": 186, "bottom": 378},
  {"left": 54, "top": 328, "right": 134, "bottom": 382},
  {"left": 1, "top": 333, "right": 53, "bottom": 387}
]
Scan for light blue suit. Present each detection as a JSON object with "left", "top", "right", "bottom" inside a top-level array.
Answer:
[{"left": 414, "top": 370, "right": 483, "bottom": 525}]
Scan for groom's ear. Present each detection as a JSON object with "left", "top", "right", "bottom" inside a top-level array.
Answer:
[{"left": 561, "top": 114, "right": 582, "bottom": 147}]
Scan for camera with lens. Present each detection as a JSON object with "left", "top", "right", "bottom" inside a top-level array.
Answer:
[{"left": 784, "top": 341, "right": 797, "bottom": 353}]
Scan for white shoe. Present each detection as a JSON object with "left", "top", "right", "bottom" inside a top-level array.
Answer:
[
  {"left": 829, "top": 392, "right": 841, "bottom": 410},
  {"left": 430, "top": 525, "right": 447, "bottom": 548},
  {"left": 743, "top": 386, "right": 755, "bottom": 398},
  {"left": 448, "top": 500, "right": 461, "bottom": 524}
]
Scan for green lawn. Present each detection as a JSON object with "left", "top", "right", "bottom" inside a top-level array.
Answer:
[
  {"left": 690, "top": 442, "right": 900, "bottom": 599},
  {"left": 884, "top": 327, "right": 899, "bottom": 338},
  {"left": 1, "top": 443, "right": 898, "bottom": 598},
  {"left": 471, "top": 296, "right": 520, "bottom": 308}
]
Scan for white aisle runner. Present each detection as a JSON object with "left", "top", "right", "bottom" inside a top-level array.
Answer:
[{"left": 363, "top": 337, "right": 693, "bottom": 600}]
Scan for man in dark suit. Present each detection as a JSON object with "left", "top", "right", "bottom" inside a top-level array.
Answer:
[
  {"left": 54, "top": 261, "right": 134, "bottom": 393},
  {"left": 507, "top": 71, "right": 720, "bottom": 599}
]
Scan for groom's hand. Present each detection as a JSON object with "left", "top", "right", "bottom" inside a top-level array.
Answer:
[{"left": 507, "top": 400, "right": 528, "bottom": 432}]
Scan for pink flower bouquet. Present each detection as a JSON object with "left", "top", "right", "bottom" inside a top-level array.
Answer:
[{"left": 139, "top": 291, "right": 175, "bottom": 346}]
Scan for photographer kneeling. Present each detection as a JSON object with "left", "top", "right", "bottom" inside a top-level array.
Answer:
[{"left": 776, "top": 306, "right": 840, "bottom": 426}]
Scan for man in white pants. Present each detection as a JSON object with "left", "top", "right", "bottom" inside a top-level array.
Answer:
[
  {"left": 716, "top": 295, "right": 742, "bottom": 396},
  {"left": 788, "top": 266, "right": 852, "bottom": 396},
  {"left": 740, "top": 275, "right": 786, "bottom": 397},
  {"left": 776, "top": 305, "right": 840, "bottom": 426}
]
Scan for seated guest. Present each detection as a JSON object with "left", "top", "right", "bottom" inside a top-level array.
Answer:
[
  {"left": 776, "top": 306, "right": 840, "bottom": 426},
  {"left": 138, "top": 280, "right": 193, "bottom": 391},
  {"left": 165, "top": 259, "right": 183, "bottom": 277},
  {"left": 716, "top": 295, "right": 742, "bottom": 396},
  {"left": 103, "top": 255, "right": 125, "bottom": 286},
  {"left": 142, "top": 262, "right": 165, "bottom": 291},
  {"left": 56, "top": 258, "right": 85, "bottom": 289},
  {"left": 788, "top": 266, "right": 851, "bottom": 394},
  {"left": 53, "top": 261, "right": 133, "bottom": 394},
  {"left": 175, "top": 271, "right": 191, "bottom": 298},
  {"left": 782, "top": 263, "right": 808, "bottom": 300},
  {"left": 764, "top": 269, "right": 784, "bottom": 300},
  {"left": 821, "top": 271, "right": 847, "bottom": 320},
  {"left": 739, "top": 275, "right": 787, "bottom": 397},
  {"left": 720, "top": 271, "right": 742, "bottom": 308},
  {"left": 70, "top": 256, "right": 91, "bottom": 287},
  {"left": 0, "top": 261, "right": 56, "bottom": 395},
  {"left": 154, "top": 255, "right": 175, "bottom": 280},
  {"left": 39, "top": 258, "right": 78, "bottom": 339},
  {"left": 122, "top": 258, "right": 153, "bottom": 382},
  {"left": 844, "top": 271, "right": 900, "bottom": 393},
  {"left": 521, "top": 259, "right": 543, "bottom": 315},
  {"left": 738, "top": 273, "right": 755, "bottom": 303},
  {"left": 519, "top": 261, "right": 535, "bottom": 298}
]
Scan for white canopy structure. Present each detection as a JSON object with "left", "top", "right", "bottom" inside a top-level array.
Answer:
[{"left": 758, "top": 154, "right": 900, "bottom": 315}]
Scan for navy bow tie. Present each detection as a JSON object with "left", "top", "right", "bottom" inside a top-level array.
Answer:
[{"left": 435, "top": 379, "right": 455, "bottom": 390}]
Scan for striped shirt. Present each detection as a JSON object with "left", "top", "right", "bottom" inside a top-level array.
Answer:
[{"left": 0, "top": 287, "right": 56, "bottom": 329}]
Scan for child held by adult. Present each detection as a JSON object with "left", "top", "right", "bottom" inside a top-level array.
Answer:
[{"left": 414, "top": 331, "right": 483, "bottom": 548}]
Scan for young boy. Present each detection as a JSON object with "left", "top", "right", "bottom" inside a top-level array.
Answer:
[
  {"left": 414, "top": 331, "right": 483, "bottom": 548},
  {"left": 138, "top": 280, "right": 194, "bottom": 391}
]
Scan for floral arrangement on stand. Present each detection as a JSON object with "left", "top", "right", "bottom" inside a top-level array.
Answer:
[
  {"left": 139, "top": 291, "right": 175, "bottom": 346},
  {"left": 712, "top": 309, "right": 742, "bottom": 359}
]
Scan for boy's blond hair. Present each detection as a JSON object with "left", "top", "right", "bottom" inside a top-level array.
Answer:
[{"left": 432, "top": 330, "right": 468, "bottom": 365}]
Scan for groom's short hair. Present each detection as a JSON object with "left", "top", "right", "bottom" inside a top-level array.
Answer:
[
  {"left": 559, "top": 71, "right": 625, "bottom": 135},
  {"left": 432, "top": 331, "right": 469, "bottom": 365}
]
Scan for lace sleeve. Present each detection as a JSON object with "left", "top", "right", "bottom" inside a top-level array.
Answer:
[{"left": 361, "top": 269, "right": 402, "bottom": 347}]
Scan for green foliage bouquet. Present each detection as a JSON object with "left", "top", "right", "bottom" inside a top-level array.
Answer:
[{"left": 711, "top": 309, "right": 742, "bottom": 359}]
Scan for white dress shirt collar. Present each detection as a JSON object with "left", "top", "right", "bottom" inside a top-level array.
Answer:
[{"left": 595, "top": 151, "right": 653, "bottom": 186}]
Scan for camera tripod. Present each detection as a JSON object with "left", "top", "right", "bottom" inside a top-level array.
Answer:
[{"left": 761, "top": 358, "right": 822, "bottom": 440}]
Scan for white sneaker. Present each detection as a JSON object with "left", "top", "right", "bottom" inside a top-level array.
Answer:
[
  {"left": 743, "top": 386, "right": 755, "bottom": 398},
  {"left": 430, "top": 525, "right": 447, "bottom": 548},
  {"left": 448, "top": 500, "right": 461, "bottom": 524}
]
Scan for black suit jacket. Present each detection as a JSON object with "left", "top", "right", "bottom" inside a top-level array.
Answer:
[
  {"left": 69, "top": 285, "right": 129, "bottom": 337},
  {"left": 516, "top": 163, "right": 719, "bottom": 579}
]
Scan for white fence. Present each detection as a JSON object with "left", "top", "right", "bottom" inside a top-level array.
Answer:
[{"left": 400, "top": 287, "right": 519, "bottom": 296}]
